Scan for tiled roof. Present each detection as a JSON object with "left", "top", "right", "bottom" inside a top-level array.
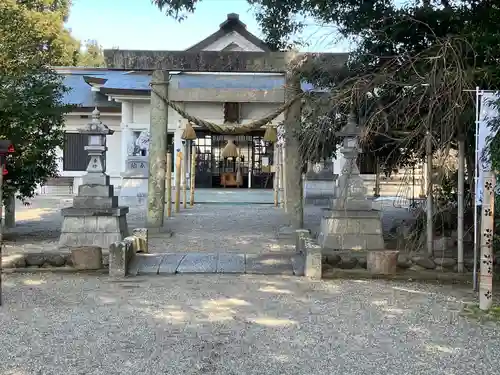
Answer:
[
  {"left": 56, "top": 68, "right": 150, "bottom": 107},
  {"left": 56, "top": 68, "right": 321, "bottom": 107}
]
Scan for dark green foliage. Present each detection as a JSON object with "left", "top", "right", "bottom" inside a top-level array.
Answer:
[
  {"left": 0, "top": 69, "right": 71, "bottom": 201},
  {"left": 0, "top": 0, "right": 74, "bottom": 204}
]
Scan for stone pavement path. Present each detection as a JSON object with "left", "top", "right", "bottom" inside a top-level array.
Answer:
[
  {"left": 1, "top": 272, "right": 498, "bottom": 375},
  {"left": 5, "top": 194, "right": 414, "bottom": 257},
  {"left": 130, "top": 252, "right": 304, "bottom": 276}
]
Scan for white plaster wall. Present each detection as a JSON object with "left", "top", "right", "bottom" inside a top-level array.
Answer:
[
  {"left": 241, "top": 103, "right": 285, "bottom": 123},
  {"left": 112, "top": 99, "right": 286, "bottom": 190},
  {"left": 202, "top": 31, "right": 264, "bottom": 52},
  {"left": 132, "top": 102, "right": 151, "bottom": 124},
  {"left": 131, "top": 102, "right": 182, "bottom": 132}
]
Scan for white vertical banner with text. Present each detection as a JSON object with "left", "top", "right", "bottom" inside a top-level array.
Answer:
[{"left": 476, "top": 91, "right": 500, "bottom": 205}]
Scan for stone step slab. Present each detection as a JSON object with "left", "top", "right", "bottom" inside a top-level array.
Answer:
[
  {"left": 128, "top": 252, "right": 300, "bottom": 276},
  {"left": 217, "top": 254, "right": 245, "bottom": 273},
  {"left": 158, "top": 254, "right": 186, "bottom": 274},
  {"left": 176, "top": 253, "right": 218, "bottom": 274}
]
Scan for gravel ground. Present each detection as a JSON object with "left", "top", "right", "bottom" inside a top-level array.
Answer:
[{"left": 0, "top": 272, "right": 497, "bottom": 375}]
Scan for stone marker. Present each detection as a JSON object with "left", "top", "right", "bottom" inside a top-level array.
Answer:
[{"left": 71, "top": 246, "right": 103, "bottom": 270}]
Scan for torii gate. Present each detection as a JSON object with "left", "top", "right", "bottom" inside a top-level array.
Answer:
[{"left": 104, "top": 50, "right": 347, "bottom": 229}]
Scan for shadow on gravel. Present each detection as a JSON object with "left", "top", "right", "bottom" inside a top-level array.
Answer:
[{"left": 0, "top": 273, "right": 497, "bottom": 374}]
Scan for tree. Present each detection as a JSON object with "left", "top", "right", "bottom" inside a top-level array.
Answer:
[
  {"left": 150, "top": 0, "right": 500, "bottom": 177},
  {"left": 77, "top": 39, "right": 105, "bottom": 67},
  {"left": 0, "top": 0, "right": 74, "bottom": 203}
]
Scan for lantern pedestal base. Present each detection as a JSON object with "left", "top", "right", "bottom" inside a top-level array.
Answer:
[
  {"left": 58, "top": 207, "right": 129, "bottom": 250},
  {"left": 119, "top": 174, "right": 148, "bottom": 199},
  {"left": 317, "top": 209, "right": 384, "bottom": 251}
]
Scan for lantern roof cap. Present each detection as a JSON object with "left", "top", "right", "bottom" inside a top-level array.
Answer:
[
  {"left": 79, "top": 106, "right": 114, "bottom": 135},
  {"left": 336, "top": 112, "right": 360, "bottom": 138}
]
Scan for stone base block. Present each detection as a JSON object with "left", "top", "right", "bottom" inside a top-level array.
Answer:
[
  {"left": 73, "top": 196, "right": 118, "bottom": 209},
  {"left": 78, "top": 184, "right": 114, "bottom": 197},
  {"left": 71, "top": 246, "right": 103, "bottom": 270},
  {"left": 304, "top": 237, "right": 322, "bottom": 279},
  {"left": 119, "top": 177, "right": 148, "bottom": 198},
  {"left": 318, "top": 209, "right": 384, "bottom": 251},
  {"left": 132, "top": 228, "right": 148, "bottom": 253},
  {"left": 367, "top": 250, "right": 399, "bottom": 275},
  {"left": 109, "top": 237, "right": 136, "bottom": 277},
  {"left": 59, "top": 211, "right": 129, "bottom": 249}
]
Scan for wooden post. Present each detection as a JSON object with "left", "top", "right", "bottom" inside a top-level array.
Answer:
[
  {"left": 273, "top": 144, "right": 280, "bottom": 207},
  {"left": 190, "top": 143, "right": 196, "bottom": 206},
  {"left": 479, "top": 170, "right": 495, "bottom": 311},
  {"left": 278, "top": 146, "right": 285, "bottom": 208},
  {"left": 0, "top": 169, "right": 4, "bottom": 306},
  {"left": 182, "top": 143, "right": 187, "bottom": 209},
  {"left": 419, "top": 159, "right": 426, "bottom": 198},
  {"left": 166, "top": 152, "right": 172, "bottom": 217},
  {"left": 425, "top": 132, "right": 433, "bottom": 256},
  {"left": 457, "top": 138, "right": 465, "bottom": 272},
  {"left": 374, "top": 157, "right": 381, "bottom": 197},
  {"left": 175, "top": 151, "right": 181, "bottom": 213}
]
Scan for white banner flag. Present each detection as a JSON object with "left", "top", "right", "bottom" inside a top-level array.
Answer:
[{"left": 476, "top": 91, "right": 500, "bottom": 204}]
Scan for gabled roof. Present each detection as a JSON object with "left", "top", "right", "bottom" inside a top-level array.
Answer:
[{"left": 186, "top": 13, "right": 274, "bottom": 52}]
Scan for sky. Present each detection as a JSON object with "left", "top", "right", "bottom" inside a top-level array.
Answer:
[{"left": 66, "top": 0, "right": 350, "bottom": 52}]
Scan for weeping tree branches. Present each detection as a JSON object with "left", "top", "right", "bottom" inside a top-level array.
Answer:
[{"left": 298, "top": 35, "right": 476, "bottom": 171}]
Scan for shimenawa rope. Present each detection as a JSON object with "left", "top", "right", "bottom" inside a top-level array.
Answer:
[{"left": 150, "top": 84, "right": 302, "bottom": 134}]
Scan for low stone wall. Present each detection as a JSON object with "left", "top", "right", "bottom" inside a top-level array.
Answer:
[
  {"left": 2, "top": 227, "right": 148, "bottom": 274},
  {"left": 322, "top": 252, "right": 481, "bottom": 273},
  {"left": 2, "top": 252, "right": 109, "bottom": 270}
]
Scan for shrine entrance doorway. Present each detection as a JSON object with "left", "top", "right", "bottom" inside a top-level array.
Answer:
[{"left": 193, "top": 130, "right": 274, "bottom": 189}]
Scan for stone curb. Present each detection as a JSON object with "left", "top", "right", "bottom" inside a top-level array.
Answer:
[
  {"left": 2, "top": 252, "right": 109, "bottom": 270},
  {"left": 323, "top": 252, "right": 479, "bottom": 273},
  {"left": 322, "top": 268, "right": 473, "bottom": 284},
  {"left": 2, "top": 267, "right": 109, "bottom": 274}
]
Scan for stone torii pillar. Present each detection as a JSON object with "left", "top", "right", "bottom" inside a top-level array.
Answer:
[
  {"left": 147, "top": 70, "right": 169, "bottom": 228},
  {"left": 283, "top": 72, "right": 303, "bottom": 229}
]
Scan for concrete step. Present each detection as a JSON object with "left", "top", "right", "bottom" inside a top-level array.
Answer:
[{"left": 127, "top": 252, "right": 305, "bottom": 276}]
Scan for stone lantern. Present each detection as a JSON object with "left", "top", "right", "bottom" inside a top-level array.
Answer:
[
  {"left": 317, "top": 112, "right": 384, "bottom": 252},
  {"left": 330, "top": 112, "right": 371, "bottom": 210},
  {"left": 82, "top": 108, "right": 112, "bottom": 182},
  {"left": 59, "top": 108, "right": 129, "bottom": 250}
]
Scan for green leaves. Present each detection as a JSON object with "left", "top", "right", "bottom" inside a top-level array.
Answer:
[{"left": 0, "top": 0, "right": 74, "bottom": 203}]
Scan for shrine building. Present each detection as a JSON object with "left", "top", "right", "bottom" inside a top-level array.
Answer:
[{"left": 43, "top": 13, "right": 394, "bottom": 199}]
